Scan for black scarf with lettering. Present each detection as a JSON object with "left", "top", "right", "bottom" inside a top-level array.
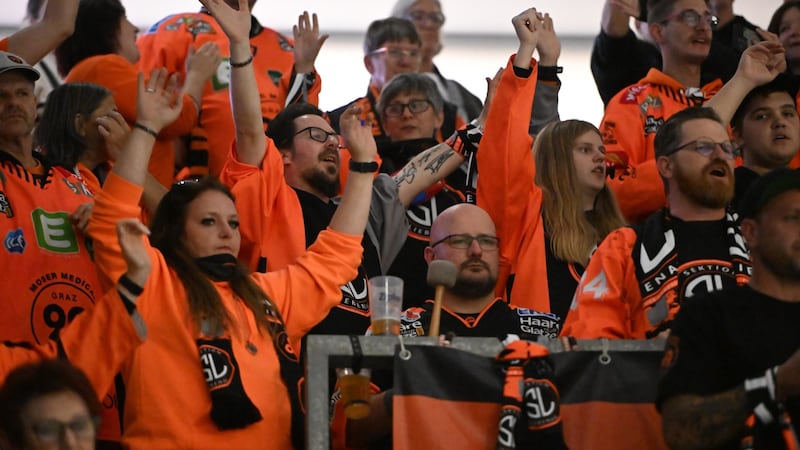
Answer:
[
  {"left": 631, "top": 209, "right": 750, "bottom": 337},
  {"left": 194, "top": 256, "right": 306, "bottom": 448}
]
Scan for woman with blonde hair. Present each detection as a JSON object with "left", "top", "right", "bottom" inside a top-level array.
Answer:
[{"left": 477, "top": 9, "right": 625, "bottom": 336}]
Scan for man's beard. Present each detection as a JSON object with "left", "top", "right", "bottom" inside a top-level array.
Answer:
[
  {"left": 449, "top": 259, "right": 497, "bottom": 299},
  {"left": 673, "top": 158, "right": 734, "bottom": 209},
  {"left": 305, "top": 166, "right": 340, "bottom": 199}
]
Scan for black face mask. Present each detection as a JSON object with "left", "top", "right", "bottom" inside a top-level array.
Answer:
[{"left": 195, "top": 253, "right": 238, "bottom": 281}]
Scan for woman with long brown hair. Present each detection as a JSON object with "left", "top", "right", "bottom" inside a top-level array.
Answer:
[
  {"left": 477, "top": 9, "right": 625, "bottom": 336},
  {"left": 87, "top": 1, "right": 377, "bottom": 447}
]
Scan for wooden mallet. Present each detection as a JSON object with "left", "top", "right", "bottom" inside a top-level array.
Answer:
[{"left": 426, "top": 260, "right": 458, "bottom": 338}]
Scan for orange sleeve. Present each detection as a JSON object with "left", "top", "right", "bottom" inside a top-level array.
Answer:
[
  {"left": 0, "top": 38, "right": 8, "bottom": 52},
  {"left": 476, "top": 55, "right": 541, "bottom": 295},
  {"left": 600, "top": 92, "right": 666, "bottom": 223},
  {"left": 607, "top": 159, "right": 666, "bottom": 224},
  {"left": 255, "top": 226, "right": 364, "bottom": 344},
  {"left": 86, "top": 172, "right": 146, "bottom": 292},
  {"left": 561, "top": 227, "right": 641, "bottom": 339},
  {"left": 218, "top": 140, "right": 306, "bottom": 272}
]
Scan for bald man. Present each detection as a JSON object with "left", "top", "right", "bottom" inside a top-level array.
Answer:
[{"left": 400, "top": 204, "right": 561, "bottom": 339}]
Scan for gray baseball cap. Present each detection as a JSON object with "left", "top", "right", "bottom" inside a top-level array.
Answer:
[{"left": 0, "top": 51, "right": 40, "bottom": 81}]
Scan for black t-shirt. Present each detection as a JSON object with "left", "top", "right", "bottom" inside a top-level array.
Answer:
[{"left": 659, "top": 284, "right": 800, "bottom": 449}]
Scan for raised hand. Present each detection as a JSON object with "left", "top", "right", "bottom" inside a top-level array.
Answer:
[
  {"left": 476, "top": 67, "right": 503, "bottom": 129},
  {"left": 117, "top": 218, "right": 152, "bottom": 286},
  {"left": 136, "top": 68, "right": 183, "bottom": 134},
  {"left": 736, "top": 41, "right": 787, "bottom": 88},
  {"left": 200, "top": 0, "right": 251, "bottom": 44},
  {"left": 536, "top": 13, "right": 561, "bottom": 66},
  {"left": 96, "top": 110, "right": 130, "bottom": 161},
  {"left": 293, "top": 11, "right": 329, "bottom": 74},
  {"left": 339, "top": 105, "right": 377, "bottom": 163},
  {"left": 186, "top": 42, "right": 222, "bottom": 83},
  {"left": 512, "top": 7, "right": 542, "bottom": 67}
]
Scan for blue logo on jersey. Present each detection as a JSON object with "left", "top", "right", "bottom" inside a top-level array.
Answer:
[{"left": 4, "top": 228, "right": 26, "bottom": 254}]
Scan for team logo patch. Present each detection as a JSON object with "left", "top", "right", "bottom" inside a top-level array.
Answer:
[
  {"left": 0, "top": 190, "right": 13, "bottom": 218},
  {"left": 339, "top": 270, "right": 370, "bottom": 314},
  {"left": 200, "top": 344, "right": 235, "bottom": 390},
  {"left": 497, "top": 406, "right": 520, "bottom": 449},
  {"left": 524, "top": 378, "right": 561, "bottom": 429},
  {"left": 4, "top": 228, "right": 25, "bottom": 254}
]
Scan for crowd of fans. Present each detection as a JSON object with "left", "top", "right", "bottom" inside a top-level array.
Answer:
[{"left": 0, "top": 0, "right": 799, "bottom": 449}]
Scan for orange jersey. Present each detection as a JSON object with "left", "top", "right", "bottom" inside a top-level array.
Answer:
[
  {"left": 218, "top": 141, "right": 306, "bottom": 273},
  {"left": 137, "top": 11, "right": 321, "bottom": 177},
  {"left": 600, "top": 69, "right": 723, "bottom": 223},
  {"left": 477, "top": 56, "right": 545, "bottom": 307},
  {"left": 562, "top": 211, "right": 750, "bottom": 339},
  {"left": 0, "top": 287, "right": 142, "bottom": 405},
  {"left": 0, "top": 38, "right": 7, "bottom": 52},
  {"left": 0, "top": 154, "right": 127, "bottom": 440},
  {"left": 64, "top": 54, "right": 199, "bottom": 187},
  {"left": 88, "top": 172, "right": 363, "bottom": 449}
]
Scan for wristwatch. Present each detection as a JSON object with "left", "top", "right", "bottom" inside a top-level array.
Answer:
[{"left": 349, "top": 160, "right": 379, "bottom": 173}]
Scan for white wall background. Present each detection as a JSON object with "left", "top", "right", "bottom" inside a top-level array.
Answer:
[{"left": 0, "top": 0, "right": 784, "bottom": 126}]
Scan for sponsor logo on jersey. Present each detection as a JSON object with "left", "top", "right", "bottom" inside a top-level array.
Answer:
[
  {"left": 28, "top": 271, "right": 95, "bottom": 343},
  {"left": 4, "top": 228, "right": 25, "bottom": 254},
  {"left": 31, "top": 209, "right": 79, "bottom": 254},
  {"left": 0, "top": 190, "right": 13, "bottom": 218}
]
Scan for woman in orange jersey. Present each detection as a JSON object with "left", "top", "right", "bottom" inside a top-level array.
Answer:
[
  {"left": 87, "top": 1, "right": 377, "bottom": 446},
  {"left": 476, "top": 9, "right": 625, "bottom": 336}
]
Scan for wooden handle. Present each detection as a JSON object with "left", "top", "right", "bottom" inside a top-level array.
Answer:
[{"left": 429, "top": 285, "right": 445, "bottom": 338}]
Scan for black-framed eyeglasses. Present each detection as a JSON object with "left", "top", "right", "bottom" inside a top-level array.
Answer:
[
  {"left": 430, "top": 234, "right": 500, "bottom": 250},
  {"left": 664, "top": 139, "right": 740, "bottom": 160},
  {"left": 661, "top": 9, "right": 719, "bottom": 28},
  {"left": 30, "top": 415, "right": 99, "bottom": 444},
  {"left": 294, "top": 126, "right": 340, "bottom": 144},
  {"left": 407, "top": 10, "right": 446, "bottom": 26},
  {"left": 383, "top": 100, "right": 433, "bottom": 118},
  {"left": 368, "top": 47, "right": 422, "bottom": 61}
]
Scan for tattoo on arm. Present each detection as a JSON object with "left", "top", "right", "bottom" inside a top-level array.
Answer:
[
  {"left": 662, "top": 388, "right": 749, "bottom": 449},
  {"left": 423, "top": 151, "right": 453, "bottom": 175},
  {"left": 394, "top": 162, "right": 417, "bottom": 186}
]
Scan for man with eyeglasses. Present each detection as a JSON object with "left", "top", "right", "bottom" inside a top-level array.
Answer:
[
  {"left": 599, "top": 0, "right": 780, "bottom": 225},
  {"left": 221, "top": 99, "right": 475, "bottom": 336},
  {"left": 327, "top": 17, "right": 464, "bottom": 146},
  {"left": 399, "top": 203, "right": 560, "bottom": 339},
  {"left": 591, "top": 0, "right": 752, "bottom": 107},
  {"left": 563, "top": 107, "right": 752, "bottom": 340}
]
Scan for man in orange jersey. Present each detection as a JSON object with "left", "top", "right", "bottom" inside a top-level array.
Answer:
[
  {"left": 0, "top": 50, "right": 120, "bottom": 441},
  {"left": 563, "top": 107, "right": 751, "bottom": 339},
  {"left": 137, "top": 0, "right": 326, "bottom": 176}
]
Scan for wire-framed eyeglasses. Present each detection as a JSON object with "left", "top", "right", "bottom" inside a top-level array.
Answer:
[{"left": 430, "top": 234, "right": 500, "bottom": 250}]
